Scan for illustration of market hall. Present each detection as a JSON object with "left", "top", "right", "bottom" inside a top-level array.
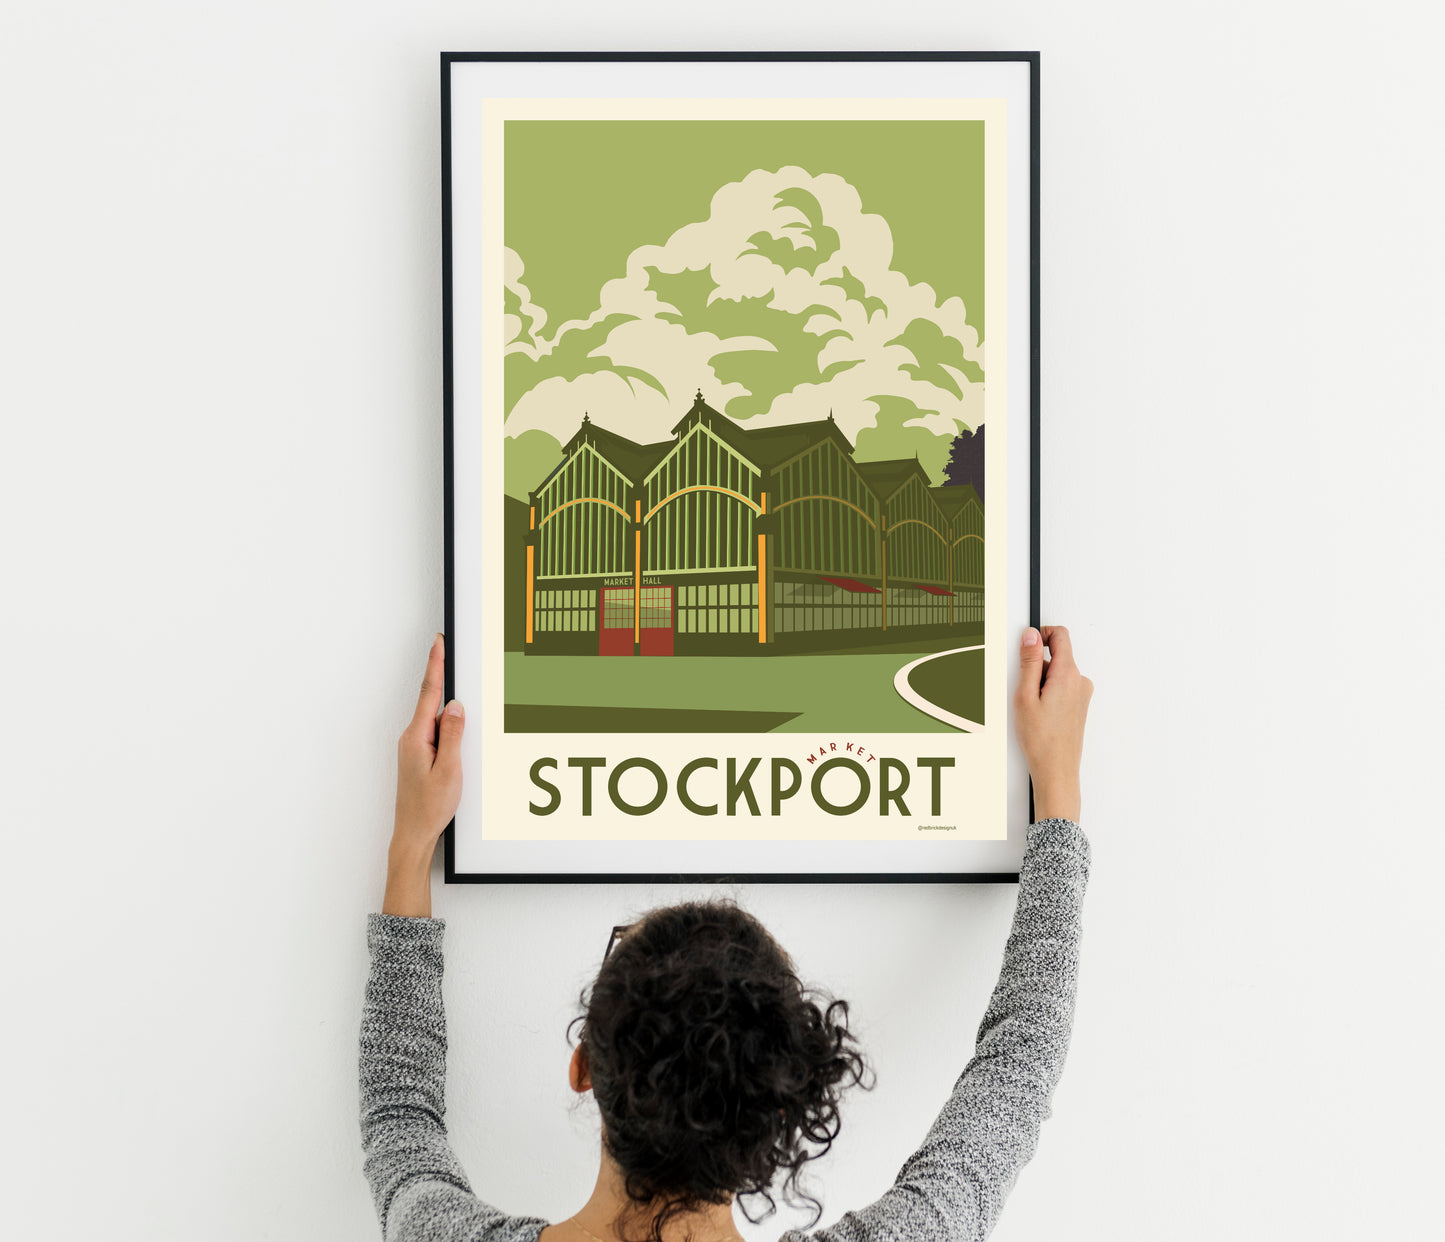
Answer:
[{"left": 522, "top": 391, "right": 984, "bottom": 656}]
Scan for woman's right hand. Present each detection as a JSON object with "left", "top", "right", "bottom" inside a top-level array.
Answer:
[{"left": 1013, "top": 625, "right": 1093, "bottom": 823}]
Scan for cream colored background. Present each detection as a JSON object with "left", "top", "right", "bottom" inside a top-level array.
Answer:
[{"left": 473, "top": 97, "right": 1010, "bottom": 842}]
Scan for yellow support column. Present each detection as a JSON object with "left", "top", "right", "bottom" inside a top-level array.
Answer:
[
  {"left": 947, "top": 533, "right": 954, "bottom": 627},
  {"left": 880, "top": 515, "right": 888, "bottom": 631},
  {"left": 757, "top": 491, "right": 767, "bottom": 643},
  {"left": 633, "top": 498, "right": 642, "bottom": 648},
  {"left": 525, "top": 547, "right": 535, "bottom": 645},
  {"left": 526, "top": 504, "right": 536, "bottom": 645}
]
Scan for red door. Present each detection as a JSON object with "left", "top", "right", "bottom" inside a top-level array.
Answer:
[
  {"left": 599, "top": 588, "right": 634, "bottom": 656},
  {"left": 639, "top": 586, "right": 674, "bottom": 656},
  {"left": 598, "top": 586, "right": 674, "bottom": 656}
]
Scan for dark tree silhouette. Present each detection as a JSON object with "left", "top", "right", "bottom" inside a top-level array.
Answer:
[{"left": 942, "top": 425, "right": 984, "bottom": 503}]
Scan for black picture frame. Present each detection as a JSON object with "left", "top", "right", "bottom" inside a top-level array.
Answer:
[{"left": 440, "top": 51, "right": 1040, "bottom": 884}]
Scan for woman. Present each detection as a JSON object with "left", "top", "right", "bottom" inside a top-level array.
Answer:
[{"left": 360, "top": 626, "right": 1092, "bottom": 1242}]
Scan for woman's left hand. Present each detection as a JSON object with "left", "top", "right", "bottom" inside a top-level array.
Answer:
[{"left": 383, "top": 633, "right": 464, "bottom": 917}]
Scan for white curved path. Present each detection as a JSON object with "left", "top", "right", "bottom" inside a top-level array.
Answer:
[{"left": 893, "top": 644, "right": 986, "bottom": 732}]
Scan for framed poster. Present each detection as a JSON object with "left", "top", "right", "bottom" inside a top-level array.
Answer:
[{"left": 442, "top": 52, "right": 1039, "bottom": 883}]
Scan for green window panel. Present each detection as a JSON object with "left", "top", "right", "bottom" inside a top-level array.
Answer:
[{"left": 531, "top": 595, "right": 600, "bottom": 634}]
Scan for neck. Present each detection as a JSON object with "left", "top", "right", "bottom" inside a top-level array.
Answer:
[{"left": 569, "top": 1152, "right": 739, "bottom": 1242}]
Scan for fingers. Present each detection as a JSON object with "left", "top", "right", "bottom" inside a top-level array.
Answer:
[
  {"left": 408, "top": 633, "right": 446, "bottom": 739},
  {"left": 1016, "top": 626, "right": 1045, "bottom": 699},
  {"left": 1039, "top": 626, "right": 1091, "bottom": 704},
  {"left": 1039, "top": 625, "right": 1075, "bottom": 670},
  {"left": 436, "top": 699, "right": 465, "bottom": 773}
]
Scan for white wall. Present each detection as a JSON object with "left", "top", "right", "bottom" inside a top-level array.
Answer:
[{"left": 3, "top": 4, "right": 1440, "bottom": 1239}]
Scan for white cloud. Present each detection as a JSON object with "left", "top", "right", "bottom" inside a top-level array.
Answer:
[
  {"left": 503, "top": 249, "right": 549, "bottom": 349},
  {"left": 504, "top": 166, "right": 984, "bottom": 448}
]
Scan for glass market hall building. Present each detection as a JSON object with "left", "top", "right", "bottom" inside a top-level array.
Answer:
[{"left": 522, "top": 391, "right": 984, "bottom": 656}]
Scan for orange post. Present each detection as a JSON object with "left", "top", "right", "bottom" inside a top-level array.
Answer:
[
  {"left": 633, "top": 499, "right": 642, "bottom": 645},
  {"left": 757, "top": 491, "right": 768, "bottom": 643},
  {"left": 880, "top": 516, "right": 888, "bottom": 630},
  {"left": 525, "top": 544, "right": 535, "bottom": 644},
  {"left": 947, "top": 539, "right": 953, "bottom": 626}
]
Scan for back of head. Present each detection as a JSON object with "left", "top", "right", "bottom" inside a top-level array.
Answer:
[{"left": 567, "top": 897, "right": 875, "bottom": 1242}]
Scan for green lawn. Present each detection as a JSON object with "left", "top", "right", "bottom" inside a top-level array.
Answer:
[
  {"left": 504, "top": 649, "right": 982, "bottom": 734},
  {"left": 906, "top": 648, "right": 986, "bottom": 725}
]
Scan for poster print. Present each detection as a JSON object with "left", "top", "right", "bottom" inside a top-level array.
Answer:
[{"left": 444, "top": 54, "right": 1038, "bottom": 881}]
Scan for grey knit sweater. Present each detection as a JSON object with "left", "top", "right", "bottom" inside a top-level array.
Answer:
[{"left": 360, "top": 817, "right": 1091, "bottom": 1242}]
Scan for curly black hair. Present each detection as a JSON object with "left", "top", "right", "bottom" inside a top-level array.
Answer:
[{"left": 565, "top": 896, "right": 876, "bottom": 1242}]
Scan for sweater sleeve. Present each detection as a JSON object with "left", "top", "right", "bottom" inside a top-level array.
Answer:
[
  {"left": 784, "top": 817, "right": 1092, "bottom": 1242},
  {"left": 358, "top": 912, "right": 549, "bottom": 1242}
]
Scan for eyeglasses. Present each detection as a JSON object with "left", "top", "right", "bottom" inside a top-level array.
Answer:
[{"left": 603, "top": 924, "right": 634, "bottom": 963}]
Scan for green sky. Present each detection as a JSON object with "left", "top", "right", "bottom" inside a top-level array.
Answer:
[{"left": 504, "top": 120, "right": 984, "bottom": 341}]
